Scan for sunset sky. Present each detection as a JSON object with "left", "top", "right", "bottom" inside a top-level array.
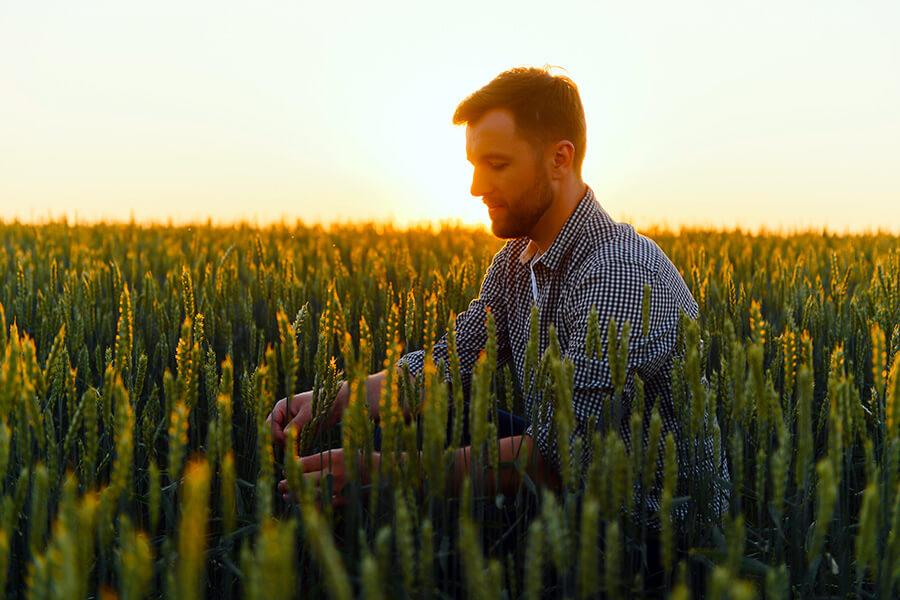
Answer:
[{"left": 2, "top": 1, "right": 898, "bottom": 232}]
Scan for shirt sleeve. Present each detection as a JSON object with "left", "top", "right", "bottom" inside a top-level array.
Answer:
[
  {"left": 526, "top": 259, "right": 674, "bottom": 477},
  {"left": 398, "top": 246, "right": 514, "bottom": 391}
]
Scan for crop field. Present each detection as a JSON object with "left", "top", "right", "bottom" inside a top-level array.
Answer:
[{"left": 1, "top": 220, "right": 899, "bottom": 599}]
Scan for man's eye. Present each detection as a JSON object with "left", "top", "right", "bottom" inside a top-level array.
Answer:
[{"left": 489, "top": 163, "right": 507, "bottom": 171}]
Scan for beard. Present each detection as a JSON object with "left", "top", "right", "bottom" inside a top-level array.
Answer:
[{"left": 489, "top": 168, "right": 554, "bottom": 239}]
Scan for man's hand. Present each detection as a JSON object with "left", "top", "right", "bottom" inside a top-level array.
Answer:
[
  {"left": 268, "top": 372, "right": 390, "bottom": 452},
  {"left": 267, "top": 390, "right": 319, "bottom": 450},
  {"left": 278, "top": 448, "right": 381, "bottom": 510}
]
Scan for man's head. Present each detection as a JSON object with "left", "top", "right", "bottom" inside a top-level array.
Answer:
[
  {"left": 454, "top": 67, "right": 587, "bottom": 240},
  {"left": 453, "top": 67, "right": 587, "bottom": 178}
]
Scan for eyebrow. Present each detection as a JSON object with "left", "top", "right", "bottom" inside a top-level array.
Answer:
[{"left": 466, "top": 152, "right": 511, "bottom": 164}]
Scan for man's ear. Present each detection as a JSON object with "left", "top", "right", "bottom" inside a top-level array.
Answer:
[{"left": 549, "top": 140, "right": 576, "bottom": 177}]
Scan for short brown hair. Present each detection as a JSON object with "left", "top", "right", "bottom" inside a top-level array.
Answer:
[{"left": 453, "top": 66, "right": 587, "bottom": 176}]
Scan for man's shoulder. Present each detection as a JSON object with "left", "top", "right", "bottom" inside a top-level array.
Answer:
[
  {"left": 563, "top": 222, "right": 697, "bottom": 320},
  {"left": 570, "top": 219, "right": 667, "bottom": 283}
]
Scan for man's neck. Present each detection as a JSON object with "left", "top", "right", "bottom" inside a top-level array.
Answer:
[{"left": 529, "top": 179, "right": 588, "bottom": 254}]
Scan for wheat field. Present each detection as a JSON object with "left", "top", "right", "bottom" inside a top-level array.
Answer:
[{"left": 1, "top": 220, "right": 899, "bottom": 599}]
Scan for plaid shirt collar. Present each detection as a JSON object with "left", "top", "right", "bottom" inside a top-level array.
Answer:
[{"left": 517, "top": 186, "right": 606, "bottom": 270}]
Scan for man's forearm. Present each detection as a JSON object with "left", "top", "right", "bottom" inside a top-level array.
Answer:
[
  {"left": 338, "top": 377, "right": 565, "bottom": 498},
  {"left": 447, "top": 434, "right": 561, "bottom": 496},
  {"left": 325, "top": 367, "right": 424, "bottom": 432},
  {"left": 362, "top": 368, "right": 420, "bottom": 424},
  {"left": 324, "top": 371, "right": 386, "bottom": 427}
]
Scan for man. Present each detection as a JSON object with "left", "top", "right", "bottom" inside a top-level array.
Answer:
[{"left": 268, "top": 67, "right": 698, "bottom": 511}]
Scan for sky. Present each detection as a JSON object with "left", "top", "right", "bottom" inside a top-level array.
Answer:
[{"left": 1, "top": 1, "right": 899, "bottom": 232}]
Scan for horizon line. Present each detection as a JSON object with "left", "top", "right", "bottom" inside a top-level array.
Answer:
[{"left": 2, "top": 213, "right": 899, "bottom": 237}]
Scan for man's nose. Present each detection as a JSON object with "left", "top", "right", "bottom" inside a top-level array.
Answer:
[{"left": 470, "top": 169, "right": 492, "bottom": 197}]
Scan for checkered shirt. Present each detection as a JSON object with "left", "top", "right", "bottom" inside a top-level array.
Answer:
[{"left": 400, "top": 187, "right": 722, "bottom": 518}]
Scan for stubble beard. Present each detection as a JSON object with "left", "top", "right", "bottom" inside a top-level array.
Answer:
[{"left": 490, "top": 168, "right": 554, "bottom": 240}]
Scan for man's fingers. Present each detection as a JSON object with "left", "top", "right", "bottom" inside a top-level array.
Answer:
[
  {"left": 280, "top": 448, "right": 348, "bottom": 509},
  {"left": 271, "top": 428, "right": 286, "bottom": 448},
  {"left": 278, "top": 477, "right": 299, "bottom": 503},
  {"left": 269, "top": 403, "right": 288, "bottom": 446},
  {"left": 278, "top": 475, "right": 342, "bottom": 507},
  {"left": 267, "top": 401, "right": 283, "bottom": 426}
]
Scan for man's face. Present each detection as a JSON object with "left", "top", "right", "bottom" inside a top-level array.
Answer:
[{"left": 465, "top": 109, "right": 553, "bottom": 239}]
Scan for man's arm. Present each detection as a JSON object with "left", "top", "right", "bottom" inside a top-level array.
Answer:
[
  {"left": 274, "top": 244, "right": 516, "bottom": 447},
  {"left": 446, "top": 434, "right": 561, "bottom": 496},
  {"left": 279, "top": 433, "right": 561, "bottom": 509}
]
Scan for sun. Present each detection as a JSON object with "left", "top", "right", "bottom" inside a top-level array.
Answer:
[{"left": 364, "top": 109, "right": 487, "bottom": 229}]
